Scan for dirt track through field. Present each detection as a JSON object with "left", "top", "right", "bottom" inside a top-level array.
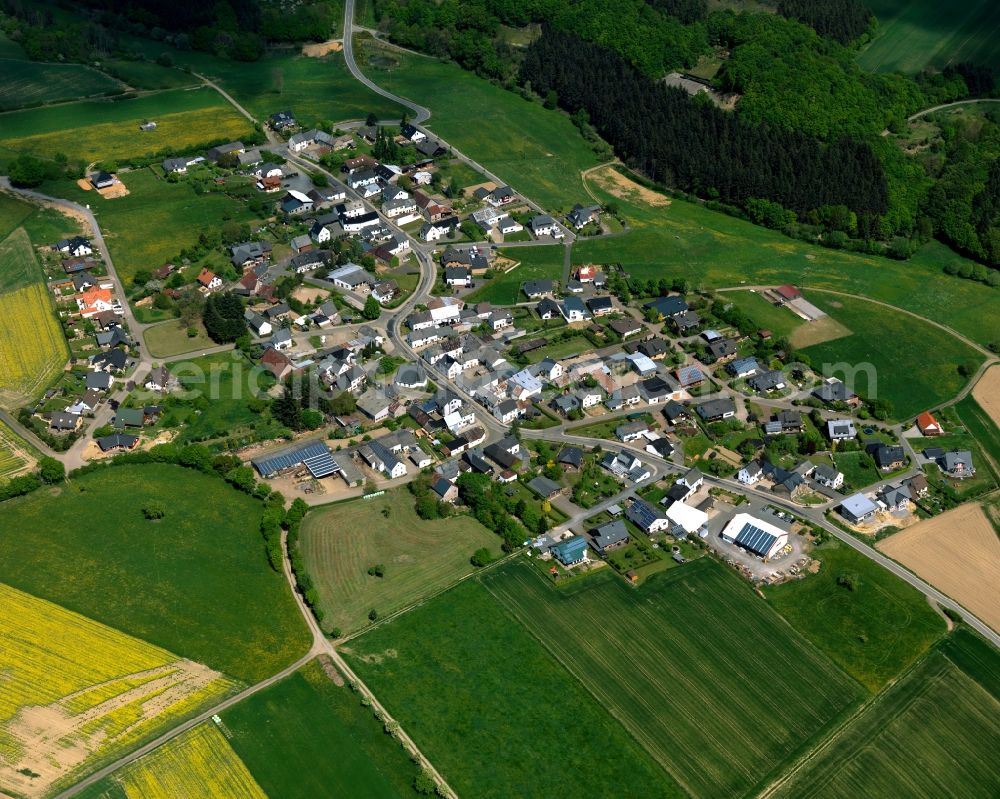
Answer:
[
  {"left": 878, "top": 503, "right": 1000, "bottom": 634},
  {"left": 789, "top": 316, "right": 851, "bottom": 348},
  {"left": 589, "top": 166, "right": 671, "bottom": 207},
  {"left": 972, "top": 365, "right": 1000, "bottom": 426},
  {"left": 302, "top": 40, "right": 343, "bottom": 57}
]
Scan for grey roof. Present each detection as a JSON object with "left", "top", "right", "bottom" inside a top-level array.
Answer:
[
  {"left": 840, "top": 493, "right": 879, "bottom": 519},
  {"left": 591, "top": 519, "right": 629, "bottom": 552},
  {"left": 695, "top": 398, "right": 736, "bottom": 420},
  {"left": 527, "top": 475, "right": 561, "bottom": 498},
  {"left": 625, "top": 498, "right": 665, "bottom": 530}
]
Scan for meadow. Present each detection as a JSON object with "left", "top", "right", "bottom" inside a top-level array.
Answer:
[
  {"left": 0, "top": 583, "right": 235, "bottom": 799},
  {"left": 771, "top": 630, "right": 1000, "bottom": 799},
  {"left": 465, "top": 244, "right": 565, "bottom": 305},
  {"left": 43, "top": 170, "right": 258, "bottom": 285},
  {"left": 857, "top": 0, "right": 1000, "bottom": 74},
  {"left": 722, "top": 290, "right": 812, "bottom": 340},
  {"left": 342, "top": 577, "right": 676, "bottom": 799},
  {"left": 0, "top": 228, "right": 69, "bottom": 408},
  {"left": 100, "top": 60, "right": 201, "bottom": 91},
  {"left": 799, "top": 293, "right": 983, "bottom": 419},
  {"left": 575, "top": 166, "right": 1000, "bottom": 348},
  {"left": 764, "top": 541, "right": 945, "bottom": 692},
  {"left": 223, "top": 661, "right": 421, "bottom": 799},
  {"left": 144, "top": 319, "right": 217, "bottom": 358},
  {"left": 482, "top": 558, "right": 864, "bottom": 799},
  {"left": 300, "top": 488, "right": 501, "bottom": 633},
  {"left": 360, "top": 43, "right": 603, "bottom": 210},
  {"left": 0, "top": 463, "right": 311, "bottom": 683},
  {"left": 0, "top": 58, "right": 124, "bottom": 112},
  {"left": 0, "top": 88, "right": 254, "bottom": 163},
  {"left": 0, "top": 193, "right": 35, "bottom": 241},
  {"left": 83, "top": 724, "right": 266, "bottom": 799}
]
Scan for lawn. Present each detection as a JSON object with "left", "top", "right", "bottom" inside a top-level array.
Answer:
[
  {"left": 0, "top": 228, "right": 69, "bottom": 408},
  {"left": 0, "top": 87, "right": 255, "bottom": 162},
  {"left": 42, "top": 170, "right": 258, "bottom": 285},
  {"left": 222, "top": 660, "right": 423, "bottom": 799},
  {"left": 359, "top": 43, "right": 602, "bottom": 210},
  {"left": 764, "top": 540, "right": 945, "bottom": 692},
  {"left": 300, "top": 488, "right": 501, "bottom": 633},
  {"left": 481, "top": 558, "right": 864, "bottom": 799},
  {"left": 799, "top": 293, "right": 983, "bottom": 419},
  {"left": 0, "top": 57, "right": 124, "bottom": 112},
  {"left": 857, "top": 0, "right": 1000, "bottom": 74},
  {"left": 723, "top": 290, "right": 806, "bottom": 340},
  {"left": 524, "top": 333, "right": 591, "bottom": 363},
  {"left": 342, "top": 576, "right": 676, "bottom": 799},
  {"left": 144, "top": 319, "right": 217, "bottom": 358},
  {"left": 771, "top": 629, "right": 1000, "bottom": 799},
  {"left": 0, "top": 463, "right": 311, "bottom": 683},
  {"left": 833, "top": 450, "right": 882, "bottom": 492},
  {"left": 912, "top": 431, "right": 997, "bottom": 494},
  {"left": 574, "top": 166, "right": 1000, "bottom": 348},
  {"left": 466, "top": 245, "right": 565, "bottom": 305},
  {"left": 165, "top": 352, "right": 282, "bottom": 445}
]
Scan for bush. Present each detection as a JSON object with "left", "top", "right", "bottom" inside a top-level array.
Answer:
[
  {"left": 836, "top": 572, "right": 861, "bottom": 591},
  {"left": 38, "top": 456, "right": 65, "bottom": 484},
  {"left": 471, "top": 547, "right": 493, "bottom": 567},
  {"left": 141, "top": 500, "right": 166, "bottom": 520}
]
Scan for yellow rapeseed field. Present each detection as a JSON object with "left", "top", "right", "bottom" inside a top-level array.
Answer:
[
  {"left": 0, "top": 107, "right": 254, "bottom": 163},
  {"left": 0, "top": 281, "right": 68, "bottom": 408},
  {"left": 115, "top": 724, "right": 267, "bottom": 799},
  {"left": 0, "top": 584, "right": 237, "bottom": 799}
]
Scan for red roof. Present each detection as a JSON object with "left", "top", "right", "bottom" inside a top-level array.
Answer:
[
  {"left": 197, "top": 268, "right": 217, "bottom": 287},
  {"left": 916, "top": 411, "right": 941, "bottom": 433},
  {"left": 776, "top": 284, "right": 801, "bottom": 300}
]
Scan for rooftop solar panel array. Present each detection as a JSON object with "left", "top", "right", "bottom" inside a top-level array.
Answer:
[
  {"left": 734, "top": 521, "right": 779, "bottom": 558},
  {"left": 252, "top": 440, "right": 334, "bottom": 477},
  {"left": 303, "top": 451, "right": 340, "bottom": 479}
]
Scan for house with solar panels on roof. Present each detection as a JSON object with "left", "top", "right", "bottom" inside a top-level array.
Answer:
[
  {"left": 251, "top": 440, "right": 341, "bottom": 480},
  {"left": 719, "top": 512, "right": 789, "bottom": 561}
]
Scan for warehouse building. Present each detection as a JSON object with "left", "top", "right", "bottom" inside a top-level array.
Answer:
[
  {"left": 251, "top": 440, "right": 340, "bottom": 479},
  {"left": 719, "top": 512, "right": 789, "bottom": 561}
]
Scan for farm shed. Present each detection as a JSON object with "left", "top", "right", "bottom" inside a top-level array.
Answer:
[
  {"left": 252, "top": 440, "right": 339, "bottom": 479},
  {"left": 720, "top": 513, "right": 788, "bottom": 560}
]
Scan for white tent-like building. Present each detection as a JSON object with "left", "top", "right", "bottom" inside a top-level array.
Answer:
[{"left": 664, "top": 501, "right": 709, "bottom": 537}]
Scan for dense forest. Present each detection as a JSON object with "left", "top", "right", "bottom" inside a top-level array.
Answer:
[{"left": 521, "top": 27, "right": 888, "bottom": 233}]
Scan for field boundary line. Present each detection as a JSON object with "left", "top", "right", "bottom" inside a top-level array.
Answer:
[
  {"left": 337, "top": 549, "right": 521, "bottom": 643},
  {"left": 479, "top": 558, "right": 697, "bottom": 795}
]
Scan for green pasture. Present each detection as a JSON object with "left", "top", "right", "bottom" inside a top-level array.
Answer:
[
  {"left": 223, "top": 661, "right": 420, "bottom": 799},
  {"left": 342, "top": 576, "right": 675, "bottom": 799},
  {"left": 0, "top": 58, "right": 124, "bottom": 112},
  {"left": 466, "top": 244, "right": 565, "bottom": 305},
  {"left": 0, "top": 463, "right": 311, "bottom": 683},
  {"left": 764, "top": 541, "right": 945, "bottom": 692}
]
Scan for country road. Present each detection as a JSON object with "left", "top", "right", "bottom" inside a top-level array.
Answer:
[{"left": 908, "top": 97, "right": 1000, "bottom": 122}]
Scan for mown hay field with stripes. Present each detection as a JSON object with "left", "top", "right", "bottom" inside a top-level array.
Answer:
[
  {"left": 0, "top": 419, "right": 32, "bottom": 478},
  {"left": 481, "top": 558, "right": 865, "bottom": 799},
  {"left": 300, "top": 488, "right": 500, "bottom": 634},
  {"left": 771, "top": 628, "right": 1000, "bottom": 799},
  {"left": 87, "top": 724, "right": 267, "bottom": 799},
  {"left": 0, "top": 228, "right": 68, "bottom": 408},
  {"left": 0, "top": 583, "right": 236, "bottom": 799}
]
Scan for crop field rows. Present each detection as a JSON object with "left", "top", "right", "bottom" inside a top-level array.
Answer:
[
  {"left": 0, "top": 420, "right": 31, "bottom": 479},
  {"left": 482, "top": 559, "right": 864, "bottom": 799},
  {"left": 771, "top": 633, "right": 1000, "bottom": 799},
  {"left": 0, "top": 228, "right": 69, "bottom": 408},
  {"left": 0, "top": 583, "right": 236, "bottom": 799}
]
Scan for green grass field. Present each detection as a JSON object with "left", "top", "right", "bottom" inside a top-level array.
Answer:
[
  {"left": 223, "top": 660, "right": 422, "bottom": 799},
  {"left": 0, "top": 463, "right": 310, "bottom": 683},
  {"left": 765, "top": 541, "right": 945, "bottom": 692},
  {"left": 833, "top": 450, "right": 883, "bottom": 492},
  {"left": 723, "top": 290, "right": 806, "bottom": 339},
  {"left": 0, "top": 225, "right": 43, "bottom": 292},
  {"left": 0, "top": 192, "right": 35, "bottom": 240},
  {"left": 858, "top": 0, "right": 1000, "bottom": 74},
  {"left": 165, "top": 352, "right": 282, "bottom": 445},
  {"left": 101, "top": 59, "right": 201, "bottom": 91},
  {"left": 360, "top": 44, "right": 602, "bottom": 210},
  {"left": 342, "top": 576, "right": 676, "bottom": 799},
  {"left": 772, "top": 629, "right": 1000, "bottom": 798},
  {"left": 0, "top": 58, "right": 124, "bottom": 112},
  {"left": 43, "top": 170, "right": 258, "bottom": 285},
  {"left": 482, "top": 558, "right": 864, "bottom": 799},
  {"left": 799, "top": 293, "right": 983, "bottom": 419},
  {"left": 466, "top": 245, "right": 565, "bottom": 304},
  {"left": 574, "top": 168, "right": 1000, "bottom": 347},
  {"left": 300, "top": 488, "right": 501, "bottom": 633},
  {"left": 144, "top": 319, "right": 217, "bottom": 358},
  {"left": 0, "top": 87, "right": 254, "bottom": 162}
]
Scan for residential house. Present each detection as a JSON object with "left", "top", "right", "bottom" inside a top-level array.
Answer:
[
  {"left": 616, "top": 421, "right": 649, "bottom": 443},
  {"left": 916, "top": 411, "right": 943, "bottom": 436},
  {"left": 420, "top": 217, "right": 460, "bottom": 242},
  {"left": 560, "top": 297, "right": 589, "bottom": 323},
  {"left": 260, "top": 348, "right": 294, "bottom": 381},
  {"left": 749, "top": 370, "right": 786, "bottom": 393},
  {"left": 161, "top": 155, "right": 204, "bottom": 173},
  {"left": 625, "top": 498, "right": 670, "bottom": 534},
  {"left": 550, "top": 536, "right": 588, "bottom": 566},
  {"left": 529, "top": 215, "right": 565, "bottom": 239},
  {"left": 738, "top": 461, "right": 764, "bottom": 485},
  {"left": 675, "top": 365, "right": 704, "bottom": 388},
  {"left": 591, "top": 520, "right": 629, "bottom": 555},
  {"left": 827, "top": 419, "right": 857, "bottom": 441},
  {"left": 839, "top": 493, "right": 879, "bottom": 524},
  {"left": 48, "top": 411, "right": 82, "bottom": 431},
  {"left": 523, "top": 279, "right": 554, "bottom": 299},
  {"left": 671, "top": 310, "right": 701, "bottom": 333},
  {"left": 205, "top": 142, "right": 245, "bottom": 162},
  {"left": 444, "top": 266, "right": 473, "bottom": 288},
  {"left": 644, "top": 295, "right": 687, "bottom": 319},
  {"left": 878, "top": 484, "right": 911, "bottom": 512},
  {"left": 662, "top": 400, "right": 689, "bottom": 426},
  {"left": 609, "top": 318, "right": 644, "bottom": 339},
  {"left": 197, "top": 268, "right": 222, "bottom": 292},
  {"left": 280, "top": 190, "right": 314, "bottom": 216},
  {"left": 566, "top": 204, "right": 600, "bottom": 230},
  {"left": 645, "top": 438, "right": 674, "bottom": 460},
  {"left": 695, "top": 398, "right": 736, "bottom": 422},
  {"left": 813, "top": 379, "right": 858, "bottom": 406},
  {"left": 244, "top": 310, "right": 272, "bottom": 337},
  {"left": 143, "top": 366, "right": 176, "bottom": 393},
  {"left": 813, "top": 464, "right": 844, "bottom": 490},
  {"left": 872, "top": 444, "right": 905, "bottom": 471},
  {"left": 90, "top": 171, "right": 115, "bottom": 189},
  {"left": 270, "top": 328, "right": 293, "bottom": 351},
  {"left": 329, "top": 263, "right": 377, "bottom": 293},
  {"left": 586, "top": 296, "right": 614, "bottom": 317},
  {"left": 727, "top": 357, "right": 759, "bottom": 378},
  {"left": 230, "top": 241, "right": 272, "bottom": 270},
  {"left": 941, "top": 450, "right": 975, "bottom": 478},
  {"left": 905, "top": 474, "right": 930, "bottom": 499},
  {"left": 536, "top": 297, "right": 561, "bottom": 320},
  {"left": 493, "top": 399, "right": 522, "bottom": 425},
  {"left": 707, "top": 338, "right": 737, "bottom": 362}
]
